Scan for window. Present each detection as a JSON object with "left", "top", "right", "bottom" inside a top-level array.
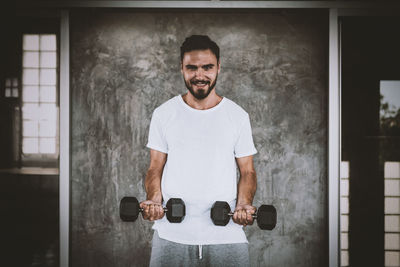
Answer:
[
  {"left": 384, "top": 162, "right": 400, "bottom": 267},
  {"left": 381, "top": 81, "right": 400, "bottom": 267},
  {"left": 21, "top": 34, "right": 58, "bottom": 158},
  {"left": 4, "top": 78, "right": 19, "bottom": 98},
  {"left": 341, "top": 161, "right": 350, "bottom": 267}
]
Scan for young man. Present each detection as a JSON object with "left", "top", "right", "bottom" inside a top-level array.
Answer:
[{"left": 141, "top": 35, "right": 258, "bottom": 266}]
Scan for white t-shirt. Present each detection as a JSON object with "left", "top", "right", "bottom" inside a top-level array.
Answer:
[{"left": 146, "top": 94, "right": 257, "bottom": 245}]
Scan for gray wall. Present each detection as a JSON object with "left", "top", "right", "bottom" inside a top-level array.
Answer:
[{"left": 70, "top": 9, "right": 328, "bottom": 267}]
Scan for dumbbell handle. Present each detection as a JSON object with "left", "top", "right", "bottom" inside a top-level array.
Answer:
[
  {"left": 227, "top": 212, "right": 257, "bottom": 219},
  {"left": 138, "top": 207, "right": 168, "bottom": 213}
]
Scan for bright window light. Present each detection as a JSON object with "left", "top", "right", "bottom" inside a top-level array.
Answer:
[
  {"left": 23, "top": 51, "right": 39, "bottom": 68},
  {"left": 385, "top": 251, "right": 400, "bottom": 267},
  {"left": 341, "top": 161, "right": 350, "bottom": 267},
  {"left": 341, "top": 250, "right": 349, "bottom": 266},
  {"left": 40, "top": 86, "right": 56, "bottom": 102},
  {"left": 39, "top": 138, "right": 56, "bottom": 154},
  {"left": 23, "top": 35, "right": 39, "bottom": 50},
  {"left": 23, "top": 138, "right": 39, "bottom": 154},
  {"left": 23, "top": 69, "right": 39, "bottom": 85},
  {"left": 4, "top": 77, "right": 19, "bottom": 98},
  {"left": 22, "top": 33, "right": 58, "bottom": 156},
  {"left": 23, "top": 121, "right": 39, "bottom": 137},
  {"left": 40, "top": 69, "right": 56, "bottom": 85},
  {"left": 23, "top": 86, "right": 39, "bottom": 102},
  {"left": 384, "top": 161, "right": 400, "bottom": 267},
  {"left": 385, "top": 233, "right": 400, "bottom": 250},
  {"left": 40, "top": 35, "right": 56, "bottom": 51},
  {"left": 40, "top": 52, "right": 57, "bottom": 68}
]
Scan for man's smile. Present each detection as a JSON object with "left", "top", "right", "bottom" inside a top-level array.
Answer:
[{"left": 191, "top": 80, "right": 210, "bottom": 87}]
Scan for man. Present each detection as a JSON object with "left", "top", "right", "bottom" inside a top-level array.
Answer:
[{"left": 141, "top": 35, "right": 258, "bottom": 266}]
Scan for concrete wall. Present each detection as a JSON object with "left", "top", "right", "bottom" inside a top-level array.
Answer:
[{"left": 70, "top": 9, "right": 328, "bottom": 267}]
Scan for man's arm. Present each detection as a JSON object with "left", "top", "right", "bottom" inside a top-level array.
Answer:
[
  {"left": 140, "top": 149, "right": 167, "bottom": 221},
  {"left": 233, "top": 155, "right": 257, "bottom": 226}
]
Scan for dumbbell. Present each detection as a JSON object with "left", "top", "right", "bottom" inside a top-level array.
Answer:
[
  {"left": 210, "top": 201, "right": 277, "bottom": 230},
  {"left": 120, "top": 197, "right": 186, "bottom": 223}
]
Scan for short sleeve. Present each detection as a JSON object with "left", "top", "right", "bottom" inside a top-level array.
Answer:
[
  {"left": 234, "top": 114, "right": 257, "bottom": 158},
  {"left": 146, "top": 109, "right": 168, "bottom": 154}
]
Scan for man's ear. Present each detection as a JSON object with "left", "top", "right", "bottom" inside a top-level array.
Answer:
[
  {"left": 217, "top": 61, "right": 221, "bottom": 73},
  {"left": 180, "top": 62, "right": 183, "bottom": 74}
]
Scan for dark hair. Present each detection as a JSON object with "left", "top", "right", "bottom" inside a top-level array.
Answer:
[{"left": 180, "top": 35, "right": 220, "bottom": 62}]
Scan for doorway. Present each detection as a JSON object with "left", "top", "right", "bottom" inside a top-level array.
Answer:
[{"left": 341, "top": 16, "right": 400, "bottom": 267}]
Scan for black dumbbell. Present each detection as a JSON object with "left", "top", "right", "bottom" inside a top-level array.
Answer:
[
  {"left": 210, "top": 201, "right": 277, "bottom": 230},
  {"left": 120, "top": 197, "right": 186, "bottom": 223}
]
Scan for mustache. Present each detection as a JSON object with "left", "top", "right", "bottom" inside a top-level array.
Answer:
[{"left": 190, "top": 79, "right": 210, "bottom": 84}]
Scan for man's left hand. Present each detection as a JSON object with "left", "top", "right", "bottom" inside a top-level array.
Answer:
[{"left": 232, "top": 204, "right": 256, "bottom": 227}]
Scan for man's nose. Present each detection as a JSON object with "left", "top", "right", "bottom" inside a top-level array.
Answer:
[{"left": 194, "top": 68, "right": 205, "bottom": 78}]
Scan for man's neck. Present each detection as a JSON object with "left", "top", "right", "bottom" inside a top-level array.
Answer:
[{"left": 182, "top": 91, "right": 223, "bottom": 110}]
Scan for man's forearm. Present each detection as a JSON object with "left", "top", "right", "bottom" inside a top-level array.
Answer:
[
  {"left": 144, "top": 168, "right": 163, "bottom": 203},
  {"left": 237, "top": 171, "right": 257, "bottom": 205}
]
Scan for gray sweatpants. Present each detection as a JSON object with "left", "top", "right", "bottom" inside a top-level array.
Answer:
[{"left": 149, "top": 231, "right": 250, "bottom": 267}]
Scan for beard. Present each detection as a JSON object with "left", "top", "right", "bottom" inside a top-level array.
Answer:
[{"left": 184, "top": 74, "right": 218, "bottom": 100}]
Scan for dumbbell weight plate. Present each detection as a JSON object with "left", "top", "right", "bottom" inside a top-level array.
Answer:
[
  {"left": 120, "top": 197, "right": 141, "bottom": 222},
  {"left": 166, "top": 198, "right": 186, "bottom": 223},
  {"left": 256, "top": 205, "right": 277, "bottom": 230},
  {"left": 211, "top": 201, "right": 231, "bottom": 226}
]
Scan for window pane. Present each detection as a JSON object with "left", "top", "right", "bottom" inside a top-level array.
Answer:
[
  {"left": 341, "top": 215, "right": 349, "bottom": 232},
  {"left": 385, "top": 251, "right": 400, "bottom": 267},
  {"left": 385, "top": 197, "right": 400, "bottom": 214},
  {"left": 5, "top": 78, "right": 11, "bottom": 87},
  {"left": 341, "top": 179, "right": 349, "bottom": 196},
  {"left": 40, "top": 35, "right": 56, "bottom": 51},
  {"left": 12, "top": 78, "right": 18, "bottom": 87},
  {"left": 385, "top": 180, "right": 400, "bottom": 196},
  {"left": 23, "top": 138, "right": 39, "bottom": 154},
  {"left": 341, "top": 251, "right": 349, "bottom": 266},
  {"left": 39, "top": 138, "right": 56, "bottom": 154},
  {"left": 385, "top": 215, "right": 400, "bottom": 232},
  {"left": 23, "top": 69, "right": 39, "bottom": 85},
  {"left": 341, "top": 197, "right": 349, "bottom": 214},
  {"left": 341, "top": 233, "right": 349, "bottom": 250},
  {"left": 23, "top": 86, "right": 39, "bottom": 102},
  {"left": 23, "top": 52, "right": 39, "bottom": 68},
  {"left": 40, "top": 86, "right": 56, "bottom": 102},
  {"left": 341, "top": 161, "right": 350, "bottom": 178},
  {"left": 23, "top": 121, "right": 39, "bottom": 137},
  {"left": 12, "top": 88, "right": 18, "bottom": 98},
  {"left": 40, "top": 69, "right": 56, "bottom": 85},
  {"left": 5, "top": 88, "right": 11, "bottom": 97},
  {"left": 385, "top": 162, "right": 400, "bottom": 178},
  {"left": 39, "top": 121, "right": 56, "bottom": 137},
  {"left": 22, "top": 104, "right": 39, "bottom": 120},
  {"left": 39, "top": 104, "right": 57, "bottom": 122},
  {"left": 40, "top": 52, "right": 57, "bottom": 68},
  {"left": 385, "top": 233, "right": 400, "bottom": 250},
  {"left": 23, "top": 34, "right": 39, "bottom": 51}
]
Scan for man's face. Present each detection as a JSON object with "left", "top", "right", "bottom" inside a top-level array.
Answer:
[{"left": 181, "top": 49, "right": 220, "bottom": 100}]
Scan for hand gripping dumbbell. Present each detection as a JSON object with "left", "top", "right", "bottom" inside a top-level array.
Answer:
[
  {"left": 120, "top": 197, "right": 186, "bottom": 223},
  {"left": 210, "top": 201, "right": 277, "bottom": 230}
]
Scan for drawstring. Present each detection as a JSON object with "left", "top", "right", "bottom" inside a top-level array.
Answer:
[{"left": 198, "top": 245, "right": 203, "bottom": 260}]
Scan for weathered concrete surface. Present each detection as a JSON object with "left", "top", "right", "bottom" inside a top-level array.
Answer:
[{"left": 70, "top": 9, "right": 328, "bottom": 267}]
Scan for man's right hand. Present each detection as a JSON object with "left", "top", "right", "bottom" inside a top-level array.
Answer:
[{"left": 139, "top": 200, "right": 165, "bottom": 221}]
